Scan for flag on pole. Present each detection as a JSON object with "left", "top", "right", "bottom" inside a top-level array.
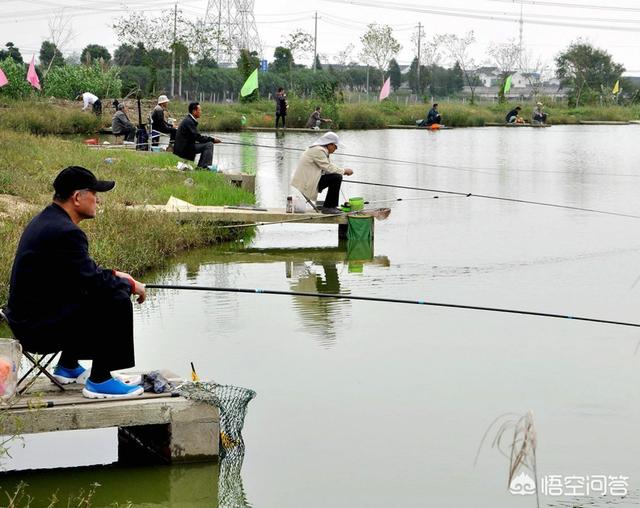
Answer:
[
  {"left": 26, "top": 56, "right": 40, "bottom": 90},
  {"left": 240, "top": 68, "right": 259, "bottom": 97},
  {"left": 612, "top": 80, "right": 620, "bottom": 94},
  {"left": 379, "top": 76, "right": 391, "bottom": 101},
  {"left": 0, "top": 68, "right": 8, "bottom": 88},
  {"left": 503, "top": 74, "right": 512, "bottom": 95}
]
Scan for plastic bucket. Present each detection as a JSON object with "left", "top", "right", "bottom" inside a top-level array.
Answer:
[
  {"left": 349, "top": 197, "right": 364, "bottom": 211},
  {"left": 0, "top": 339, "right": 21, "bottom": 400}
]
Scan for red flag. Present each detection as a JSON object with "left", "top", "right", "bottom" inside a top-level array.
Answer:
[
  {"left": 379, "top": 77, "right": 391, "bottom": 101},
  {"left": 0, "top": 68, "right": 8, "bottom": 88},
  {"left": 26, "top": 56, "right": 40, "bottom": 90}
]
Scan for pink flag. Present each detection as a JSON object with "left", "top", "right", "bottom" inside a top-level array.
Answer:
[
  {"left": 0, "top": 68, "right": 8, "bottom": 88},
  {"left": 379, "top": 77, "right": 391, "bottom": 101},
  {"left": 26, "top": 56, "right": 41, "bottom": 90}
]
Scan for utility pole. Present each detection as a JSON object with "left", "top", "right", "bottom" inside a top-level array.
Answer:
[
  {"left": 171, "top": 3, "right": 177, "bottom": 97},
  {"left": 518, "top": 0, "right": 524, "bottom": 55},
  {"left": 416, "top": 22, "right": 421, "bottom": 96},
  {"left": 313, "top": 11, "right": 318, "bottom": 72}
]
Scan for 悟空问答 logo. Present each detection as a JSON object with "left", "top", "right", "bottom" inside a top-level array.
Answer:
[{"left": 510, "top": 472, "right": 536, "bottom": 495}]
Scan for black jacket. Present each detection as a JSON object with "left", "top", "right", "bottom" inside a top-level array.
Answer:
[
  {"left": 174, "top": 114, "right": 213, "bottom": 161},
  {"left": 151, "top": 105, "right": 174, "bottom": 134},
  {"left": 5, "top": 203, "right": 132, "bottom": 336},
  {"left": 506, "top": 108, "right": 520, "bottom": 122}
]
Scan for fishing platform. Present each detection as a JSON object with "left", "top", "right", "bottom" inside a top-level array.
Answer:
[
  {"left": 484, "top": 122, "right": 551, "bottom": 127},
  {"left": 386, "top": 124, "right": 453, "bottom": 130},
  {"left": 244, "top": 127, "right": 330, "bottom": 133},
  {"left": 1, "top": 378, "right": 220, "bottom": 464}
]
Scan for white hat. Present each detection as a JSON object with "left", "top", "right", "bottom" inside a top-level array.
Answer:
[
  {"left": 158, "top": 95, "right": 170, "bottom": 104},
  {"left": 310, "top": 131, "right": 343, "bottom": 148},
  {"left": 536, "top": 102, "right": 543, "bottom": 106}
]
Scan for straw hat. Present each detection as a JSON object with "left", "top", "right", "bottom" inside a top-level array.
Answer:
[
  {"left": 158, "top": 95, "right": 170, "bottom": 104},
  {"left": 536, "top": 102, "right": 543, "bottom": 106}
]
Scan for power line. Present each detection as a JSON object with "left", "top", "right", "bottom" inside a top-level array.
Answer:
[
  {"left": 322, "top": 0, "right": 640, "bottom": 32},
  {"left": 489, "top": 0, "right": 640, "bottom": 13}
]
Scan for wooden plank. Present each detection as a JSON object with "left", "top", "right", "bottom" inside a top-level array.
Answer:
[
  {"left": 484, "top": 122, "right": 551, "bottom": 127},
  {"left": 133, "top": 204, "right": 349, "bottom": 224},
  {"left": 386, "top": 124, "right": 453, "bottom": 130},
  {"left": 244, "top": 127, "right": 329, "bottom": 133}
]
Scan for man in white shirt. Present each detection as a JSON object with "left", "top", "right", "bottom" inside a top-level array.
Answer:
[
  {"left": 77, "top": 92, "right": 102, "bottom": 116},
  {"left": 291, "top": 132, "right": 354, "bottom": 214}
]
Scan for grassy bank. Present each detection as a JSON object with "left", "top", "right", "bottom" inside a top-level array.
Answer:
[
  {"left": 2, "top": 99, "right": 640, "bottom": 135},
  {"left": 0, "top": 130, "right": 254, "bottom": 304}
]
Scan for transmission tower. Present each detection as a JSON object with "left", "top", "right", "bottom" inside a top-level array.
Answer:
[{"left": 204, "top": 0, "right": 262, "bottom": 66}]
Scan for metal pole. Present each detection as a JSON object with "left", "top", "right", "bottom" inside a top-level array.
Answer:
[
  {"left": 313, "top": 11, "right": 318, "bottom": 72},
  {"left": 416, "top": 22, "right": 421, "bottom": 96},
  {"left": 171, "top": 3, "right": 177, "bottom": 98}
]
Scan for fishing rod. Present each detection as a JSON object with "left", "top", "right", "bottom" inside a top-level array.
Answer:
[
  {"left": 219, "top": 140, "right": 640, "bottom": 179},
  {"left": 9, "top": 392, "right": 180, "bottom": 410},
  {"left": 145, "top": 284, "right": 640, "bottom": 329},
  {"left": 345, "top": 180, "right": 640, "bottom": 220}
]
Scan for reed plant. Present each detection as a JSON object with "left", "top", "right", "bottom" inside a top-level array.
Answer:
[
  {"left": 475, "top": 410, "right": 539, "bottom": 508},
  {"left": 0, "top": 101, "right": 101, "bottom": 135}
]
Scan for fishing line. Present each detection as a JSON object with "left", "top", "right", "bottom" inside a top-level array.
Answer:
[
  {"left": 145, "top": 284, "right": 640, "bottom": 329},
  {"left": 220, "top": 139, "right": 640, "bottom": 180},
  {"left": 344, "top": 180, "right": 640, "bottom": 220}
]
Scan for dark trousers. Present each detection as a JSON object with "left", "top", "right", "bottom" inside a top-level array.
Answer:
[
  {"left": 11, "top": 292, "right": 135, "bottom": 380},
  {"left": 195, "top": 141, "right": 214, "bottom": 168},
  {"left": 318, "top": 173, "right": 343, "bottom": 208},
  {"left": 92, "top": 100, "right": 102, "bottom": 117},
  {"left": 275, "top": 113, "right": 286, "bottom": 128},
  {"left": 117, "top": 126, "right": 135, "bottom": 142}
]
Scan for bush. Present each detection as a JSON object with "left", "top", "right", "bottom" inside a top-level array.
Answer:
[
  {"left": 0, "top": 58, "right": 33, "bottom": 100},
  {"left": 338, "top": 103, "right": 386, "bottom": 129},
  {"left": 44, "top": 64, "right": 122, "bottom": 99}
]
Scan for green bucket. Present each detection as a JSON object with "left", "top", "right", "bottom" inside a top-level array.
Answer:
[{"left": 349, "top": 197, "right": 364, "bottom": 211}]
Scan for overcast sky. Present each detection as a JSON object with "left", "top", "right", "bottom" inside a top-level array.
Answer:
[{"left": 1, "top": 0, "right": 639, "bottom": 74}]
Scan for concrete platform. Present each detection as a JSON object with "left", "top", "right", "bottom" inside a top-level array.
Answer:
[
  {"left": 136, "top": 197, "right": 349, "bottom": 225},
  {"left": 577, "top": 120, "right": 630, "bottom": 125},
  {"left": 1, "top": 380, "right": 220, "bottom": 464}
]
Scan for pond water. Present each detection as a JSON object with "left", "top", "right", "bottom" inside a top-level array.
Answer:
[{"left": 3, "top": 125, "right": 640, "bottom": 507}]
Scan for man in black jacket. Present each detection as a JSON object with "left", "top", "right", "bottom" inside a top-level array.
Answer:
[
  {"left": 151, "top": 95, "right": 177, "bottom": 144},
  {"left": 4, "top": 166, "right": 146, "bottom": 399},
  {"left": 174, "top": 102, "right": 221, "bottom": 168}
]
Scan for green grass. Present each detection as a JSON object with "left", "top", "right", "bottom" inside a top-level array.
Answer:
[
  {"left": 0, "top": 130, "right": 255, "bottom": 304},
  {"left": 2, "top": 98, "right": 640, "bottom": 134}
]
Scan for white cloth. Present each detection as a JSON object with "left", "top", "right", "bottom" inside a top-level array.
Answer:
[
  {"left": 291, "top": 145, "right": 344, "bottom": 202},
  {"left": 82, "top": 92, "right": 98, "bottom": 110}
]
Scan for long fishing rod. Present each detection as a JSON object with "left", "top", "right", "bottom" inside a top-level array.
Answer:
[
  {"left": 345, "top": 180, "right": 640, "bottom": 220},
  {"left": 220, "top": 140, "right": 640, "bottom": 179},
  {"left": 145, "top": 284, "right": 640, "bottom": 329}
]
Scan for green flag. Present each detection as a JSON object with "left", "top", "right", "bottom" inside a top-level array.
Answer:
[
  {"left": 240, "top": 68, "right": 259, "bottom": 97},
  {"left": 503, "top": 74, "right": 513, "bottom": 95}
]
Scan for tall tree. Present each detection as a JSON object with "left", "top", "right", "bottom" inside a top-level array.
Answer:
[
  {"left": 114, "top": 43, "right": 146, "bottom": 67},
  {"left": 441, "top": 31, "right": 477, "bottom": 103},
  {"left": 272, "top": 46, "right": 294, "bottom": 73},
  {"left": 237, "top": 49, "right": 260, "bottom": 102},
  {"left": 488, "top": 39, "right": 521, "bottom": 102},
  {"left": 388, "top": 58, "right": 402, "bottom": 91},
  {"left": 0, "top": 42, "right": 23, "bottom": 64},
  {"left": 81, "top": 44, "right": 111, "bottom": 65},
  {"left": 39, "top": 41, "right": 65, "bottom": 74},
  {"left": 359, "top": 23, "right": 401, "bottom": 81},
  {"left": 556, "top": 40, "right": 624, "bottom": 107}
]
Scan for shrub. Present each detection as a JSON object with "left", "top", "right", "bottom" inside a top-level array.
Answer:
[
  {"left": 44, "top": 64, "right": 122, "bottom": 100},
  {"left": 0, "top": 58, "right": 33, "bottom": 100}
]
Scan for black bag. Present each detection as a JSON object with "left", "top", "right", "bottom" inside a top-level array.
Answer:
[{"left": 135, "top": 97, "right": 149, "bottom": 151}]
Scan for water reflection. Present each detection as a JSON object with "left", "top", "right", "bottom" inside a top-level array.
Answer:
[{"left": 0, "top": 462, "right": 220, "bottom": 507}]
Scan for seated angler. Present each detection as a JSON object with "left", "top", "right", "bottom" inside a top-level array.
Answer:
[
  {"left": 4, "top": 166, "right": 146, "bottom": 398},
  {"left": 174, "top": 102, "right": 222, "bottom": 169},
  {"left": 111, "top": 103, "right": 136, "bottom": 143},
  {"left": 291, "top": 132, "right": 354, "bottom": 215},
  {"left": 151, "top": 95, "right": 177, "bottom": 144}
]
